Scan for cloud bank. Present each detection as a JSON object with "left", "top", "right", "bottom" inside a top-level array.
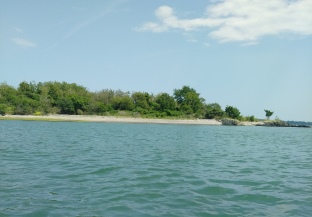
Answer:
[
  {"left": 137, "top": 0, "right": 312, "bottom": 42},
  {"left": 12, "top": 38, "right": 36, "bottom": 47}
]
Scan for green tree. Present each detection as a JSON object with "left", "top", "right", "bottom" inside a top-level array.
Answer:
[
  {"left": 155, "top": 93, "right": 176, "bottom": 112},
  {"left": 205, "top": 103, "right": 225, "bottom": 119},
  {"left": 264, "top": 109, "right": 274, "bottom": 120},
  {"left": 174, "top": 86, "right": 192, "bottom": 104},
  {"left": 14, "top": 96, "right": 39, "bottom": 115},
  {"left": 0, "top": 83, "right": 18, "bottom": 104},
  {"left": 112, "top": 96, "right": 134, "bottom": 111},
  {"left": 59, "top": 97, "right": 75, "bottom": 114},
  {"left": 0, "top": 104, "right": 6, "bottom": 115},
  {"left": 91, "top": 102, "right": 111, "bottom": 114},
  {"left": 18, "top": 81, "right": 40, "bottom": 101},
  {"left": 92, "top": 89, "right": 114, "bottom": 105},
  {"left": 225, "top": 105, "right": 240, "bottom": 119},
  {"left": 132, "top": 92, "right": 151, "bottom": 110},
  {"left": 173, "top": 86, "right": 204, "bottom": 115}
]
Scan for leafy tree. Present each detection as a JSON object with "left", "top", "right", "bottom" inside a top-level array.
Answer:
[
  {"left": 59, "top": 97, "right": 75, "bottom": 114},
  {"left": 37, "top": 85, "right": 52, "bottom": 114},
  {"left": 112, "top": 96, "right": 134, "bottom": 111},
  {"left": 225, "top": 105, "right": 240, "bottom": 119},
  {"left": 174, "top": 86, "right": 196, "bottom": 104},
  {"left": 264, "top": 109, "right": 274, "bottom": 120},
  {"left": 93, "top": 102, "right": 112, "bottom": 114},
  {"left": 0, "top": 83, "right": 18, "bottom": 104},
  {"left": 14, "top": 96, "right": 39, "bottom": 115},
  {"left": 173, "top": 86, "right": 204, "bottom": 115},
  {"left": 0, "top": 104, "right": 6, "bottom": 115},
  {"left": 205, "top": 103, "right": 225, "bottom": 119},
  {"left": 155, "top": 93, "right": 176, "bottom": 112},
  {"left": 45, "top": 82, "right": 63, "bottom": 106},
  {"left": 0, "top": 80, "right": 263, "bottom": 119},
  {"left": 132, "top": 92, "right": 151, "bottom": 110},
  {"left": 114, "top": 90, "right": 130, "bottom": 97},
  {"left": 18, "top": 81, "right": 40, "bottom": 101},
  {"left": 92, "top": 89, "right": 114, "bottom": 105}
]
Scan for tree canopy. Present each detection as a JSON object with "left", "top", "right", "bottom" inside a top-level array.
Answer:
[
  {"left": 225, "top": 106, "right": 241, "bottom": 119},
  {"left": 205, "top": 103, "right": 225, "bottom": 119},
  {"left": 173, "top": 86, "right": 205, "bottom": 116},
  {"left": 264, "top": 109, "right": 274, "bottom": 120},
  {"left": 0, "top": 81, "right": 259, "bottom": 121}
]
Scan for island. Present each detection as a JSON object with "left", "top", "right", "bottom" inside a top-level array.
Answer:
[{"left": 0, "top": 81, "right": 310, "bottom": 128}]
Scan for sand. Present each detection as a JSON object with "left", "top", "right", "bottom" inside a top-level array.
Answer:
[
  {"left": 1, "top": 115, "right": 265, "bottom": 126},
  {"left": 1, "top": 115, "right": 222, "bottom": 125}
]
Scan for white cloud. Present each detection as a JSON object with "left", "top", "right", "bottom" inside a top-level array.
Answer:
[
  {"left": 136, "top": 0, "right": 312, "bottom": 42},
  {"left": 12, "top": 38, "right": 36, "bottom": 48}
]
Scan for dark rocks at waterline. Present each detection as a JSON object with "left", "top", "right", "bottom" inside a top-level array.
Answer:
[
  {"left": 221, "top": 118, "right": 242, "bottom": 126},
  {"left": 220, "top": 119, "right": 311, "bottom": 128},
  {"left": 263, "top": 120, "right": 290, "bottom": 127},
  {"left": 290, "top": 125, "right": 311, "bottom": 128},
  {"left": 263, "top": 120, "right": 311, "bottom": 128}
]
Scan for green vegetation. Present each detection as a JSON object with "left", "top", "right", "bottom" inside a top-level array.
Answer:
[
  {"left": 0, "top": 81, "right": 259, "bottom": 121},
  {"left": 264, "top": 109, "right": 274, "bottom": 120},
  {"left": 225, "top": 106, "right": 240, "bottom": 119},
  {"left": 205, "top": 103, "right": 225, "bottom": 119}
]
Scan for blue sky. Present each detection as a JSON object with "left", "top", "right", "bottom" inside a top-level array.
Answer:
[{"left": 1, "top": 0, "right": 312, "bottom": 121}]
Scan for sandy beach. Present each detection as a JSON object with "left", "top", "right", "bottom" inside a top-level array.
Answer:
[
  {"left": 1, "top": 115, "right": 265, "bottom": 126},
  {"left": 1, "top": 115, "right": 223, "bottom": 125}
]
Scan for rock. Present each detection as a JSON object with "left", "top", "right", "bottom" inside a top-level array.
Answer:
[
  {"left": 221, "top": 118, "right": 242, "bottom": 126},
  {"left": 263, "top": 120, "right": 290, "bottom": 127}
]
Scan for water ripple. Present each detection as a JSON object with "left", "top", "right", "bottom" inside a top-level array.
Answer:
[{"left": 0, "top": 121, "right": 311, "bottom": 216}]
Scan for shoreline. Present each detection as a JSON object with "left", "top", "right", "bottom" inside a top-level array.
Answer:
[
  {"left": 0, "top": 115, "right": 266, "bottom": 126},
  {"left": 1, "top": 115, "right": 224, "bottom": 125}
]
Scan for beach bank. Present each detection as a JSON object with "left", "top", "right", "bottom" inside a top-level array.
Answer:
[{"left": 1, "top": 115, "right": 224, "bottom": 125}]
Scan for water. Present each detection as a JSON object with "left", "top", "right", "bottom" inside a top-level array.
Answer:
[{"left": 1, "top": 120, "right": 311, "bottom": 217}]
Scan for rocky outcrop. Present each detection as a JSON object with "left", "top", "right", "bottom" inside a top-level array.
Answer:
[
  {"left": 220, "top": 118, "right": 311, "bottom": 128},
  {"left": 221, "top": 118, "right": 242, "bottom": 126},
  {"left": 263, "top": 120, "right": 311, "bottom": 128},
  {"left": 263, "top": 120, "right": 290, "bottom": 127}
]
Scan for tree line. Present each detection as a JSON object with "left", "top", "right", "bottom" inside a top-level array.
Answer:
[{"left": 0, "top": 81, "right": 257, "bottom": 121}]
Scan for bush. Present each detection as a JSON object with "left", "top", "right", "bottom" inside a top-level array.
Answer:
[
  {"left": 225, "top": 106, "right": 240, "bottom": 119},
  {"left": 5, "top": 106, "right": 14, "bottom": 115},
  {"left": 0, "top": 104, "right": 6, "bottom": 115},
  {"left": 245, "top": 115, "right": 255, "bottom": 122},
  {"left": 34, "top": 111, "right": 42, "bottom": 116},
  {"left": 205, "top": 103, "right": 225, "bottom": 119},
  {"left": 77, "top": 109, "right": 84, "bottom": 115}
]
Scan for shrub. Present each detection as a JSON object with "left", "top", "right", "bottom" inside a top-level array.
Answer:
[
  {"left": 205, "top": 103, "right": 225, "bottom": 119},
  {"left": 0, "top": 104, "right": 6, "bottom": 115},
  {"left": 225, "top": 106, "right": 240, "bottom": 119},
  {"left": 245, "top": 115, "right": 255, "bottom": 122},
  {"left": 34, "top": 111, "right": 42, "bottom": 116},
  {"left": 77, "top": 109, "right": 83, "bottom": 115}
]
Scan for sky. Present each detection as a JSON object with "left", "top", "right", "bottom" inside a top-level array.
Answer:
[{"left": 1, "top": 0, "right": 312, "bottom": 121}]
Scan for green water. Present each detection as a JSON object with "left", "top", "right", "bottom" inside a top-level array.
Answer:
[{"left": 1, "top": 120, "right": 311, "bottom": 216}]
